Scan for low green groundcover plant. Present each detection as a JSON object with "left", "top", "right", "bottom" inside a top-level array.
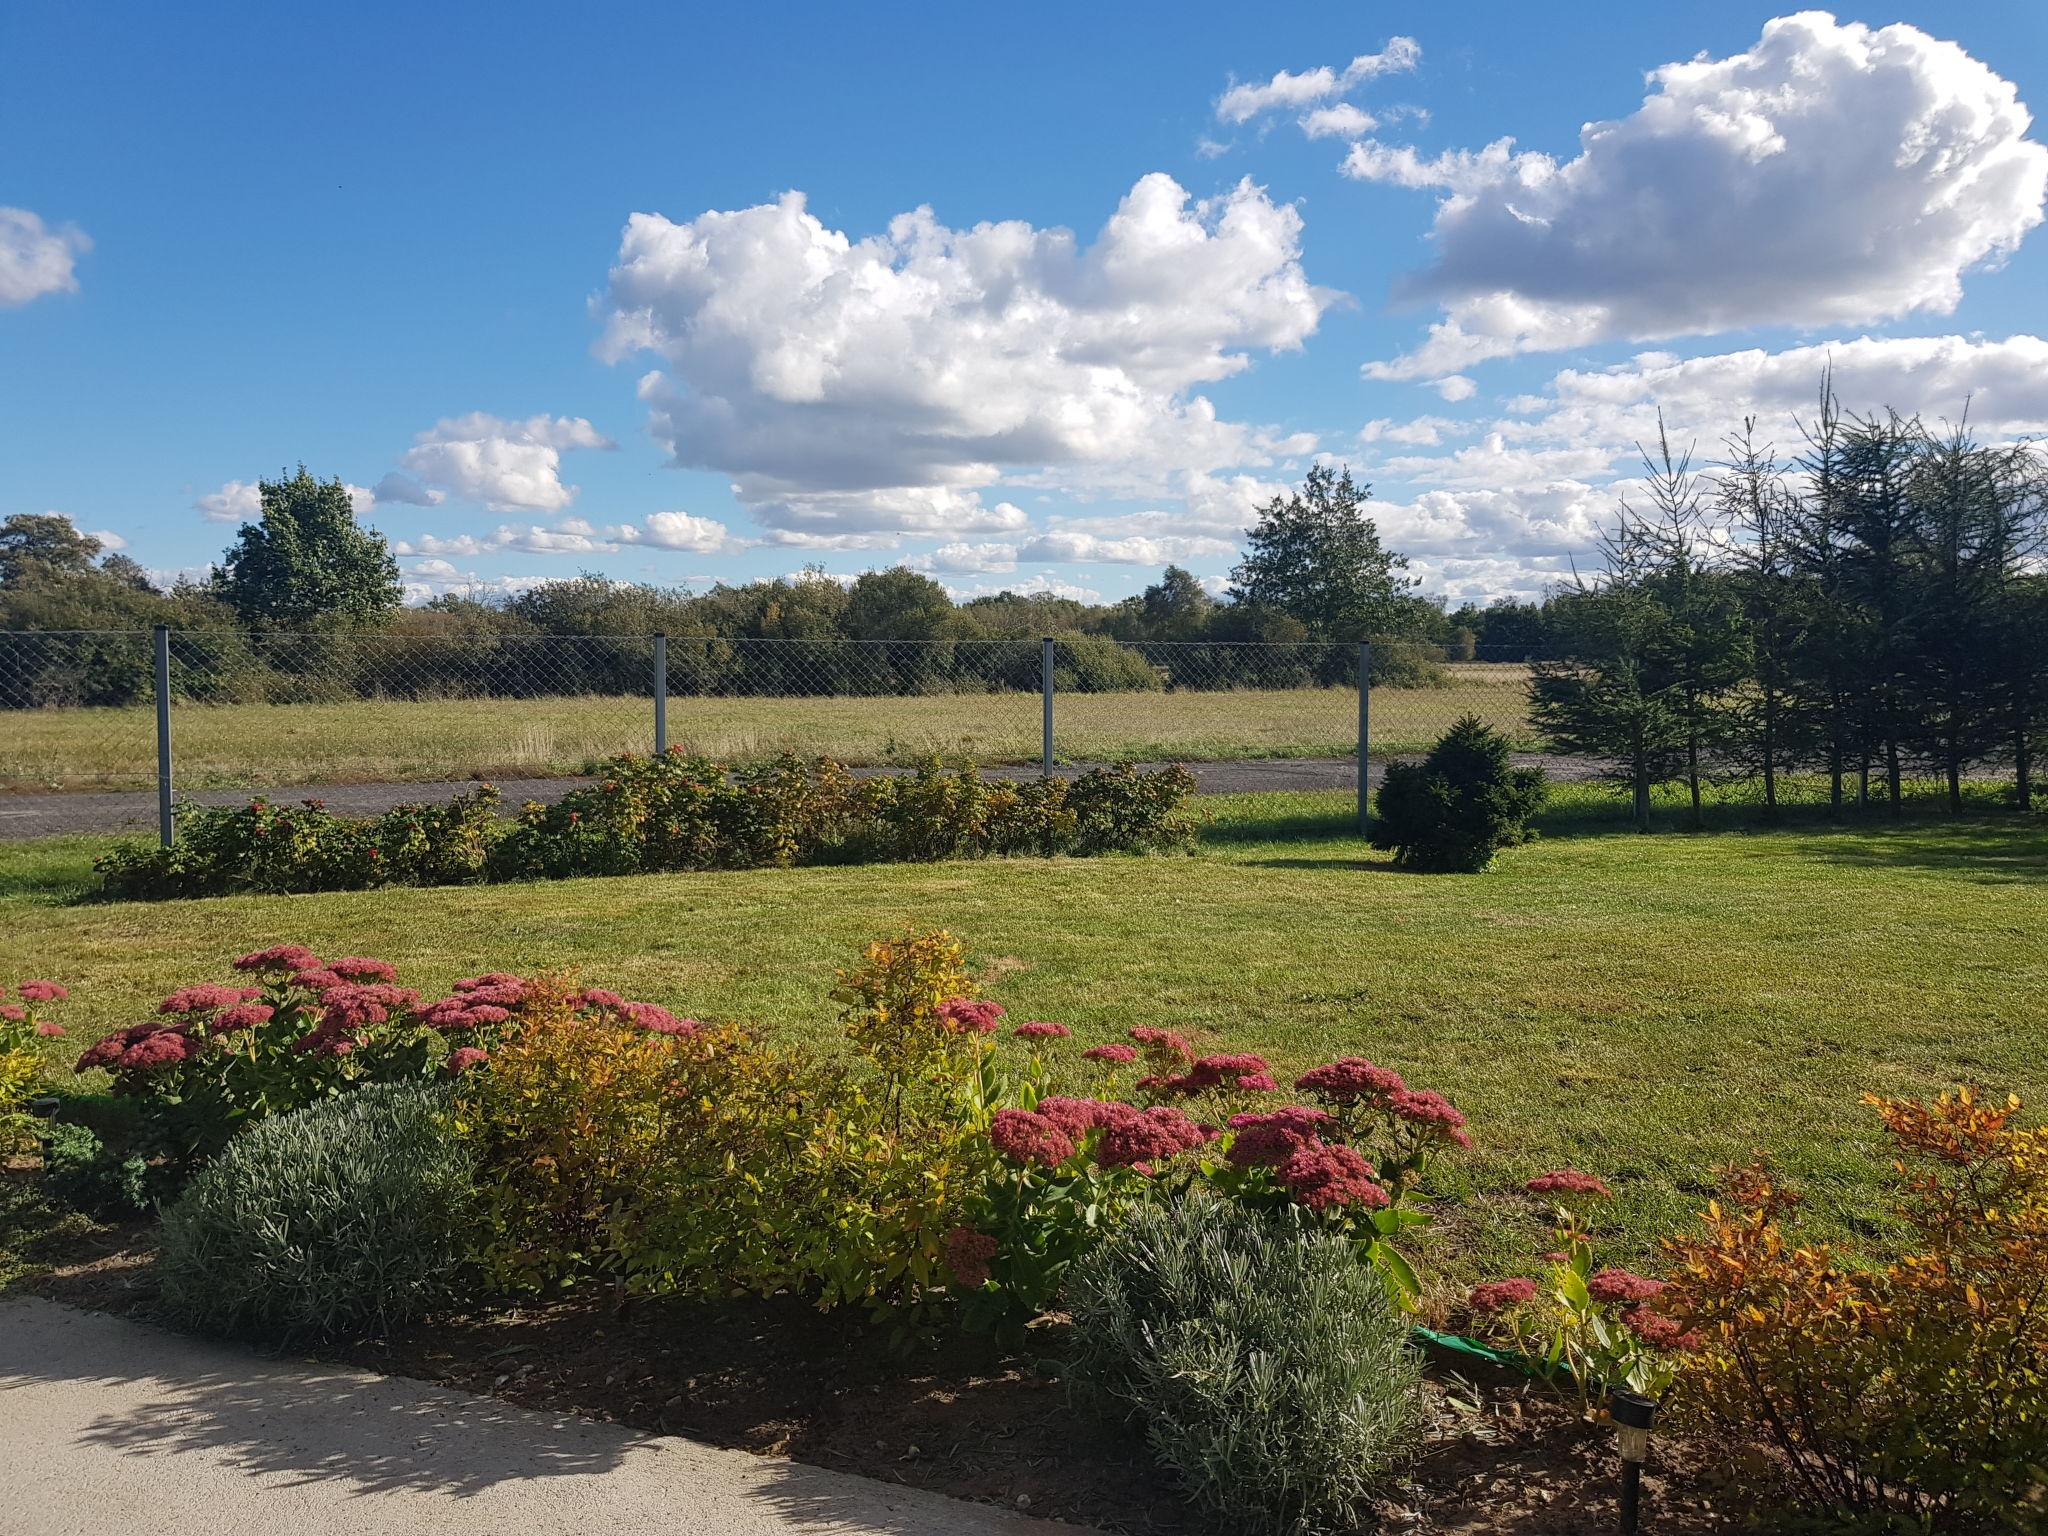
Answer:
[
  {"left": 1370, "top": 715, "right": 1545, "bottom": 872},
  {"left": 158, "top": 1081, "right": 478, "bottom": 1342},
  {"left": 1065, "top": 1198, "right": 1424, "bottom": 1536},
  {"left": 94, "top": 752, "right": 1198, "bottom": 899},
  {"left": 40, "top": 1119, "right": 152, "bottom": 1219}
]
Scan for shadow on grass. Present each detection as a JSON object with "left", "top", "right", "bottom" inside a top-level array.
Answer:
[{"left": 1531, "top": 782, "right": 2046, "bottom": 882}]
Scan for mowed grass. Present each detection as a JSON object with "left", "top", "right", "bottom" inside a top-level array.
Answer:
[
  {"left": 4, "top": 784, "right": 2042, "bottom": 1283},
  {"left": 0, "top": 671, "right": 1532, "bottom": 792}
]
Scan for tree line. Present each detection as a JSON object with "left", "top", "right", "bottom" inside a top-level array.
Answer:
[
  {"left": 2, "top": 464, "right": 1448, "bottom": 705},
  {"left": 1526, "top": 380, "right": 2047, "bottom": 822}
]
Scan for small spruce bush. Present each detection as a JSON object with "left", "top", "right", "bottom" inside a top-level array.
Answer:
[
  {"left": 1066, "top": 1198, "right": 1423, "bottom": 1535},
  {"left": 158, "top": 1081, "right": 476, "bottom": 1342},
  {"left": 41, "top": 1120, "right": 152, "bottom": 1219},
  {"left": 1370, "top": 714, "right": 1545, "bottom": 872}
]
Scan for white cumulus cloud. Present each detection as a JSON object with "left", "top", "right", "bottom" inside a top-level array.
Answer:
[
  {"left": 1354, "top": 14, "right": 2048, "bottom": 377},
  {"left": 598, "top": 174, "right": 1333, "bottom": 545},
  {"left": 395, "top": 413, "right": 613, "bottom": 512},
  {"left": 0, "top": 207, "right": 90, "bottom": 307},
  {"left": 608, "top": 510, "right": 740, "bottom": 554}
]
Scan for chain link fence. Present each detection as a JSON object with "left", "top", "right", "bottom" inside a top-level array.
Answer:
[{"left": 0, "top": 629, "right": 1543, "bottom": 840}]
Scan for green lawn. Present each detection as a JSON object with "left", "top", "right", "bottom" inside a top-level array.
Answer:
[
  {"left": 4, "top": 786, "right": 2043, "bottom": 1286},
  {"left": 0, "top": 670, "right": 1533, "bottom": 791}
]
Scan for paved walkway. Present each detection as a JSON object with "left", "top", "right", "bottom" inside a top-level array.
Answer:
[{"left": 0, "top": 1298, "right": 1088, "bottom": 1536}]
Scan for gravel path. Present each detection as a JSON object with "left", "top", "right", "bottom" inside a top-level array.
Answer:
[{"left": 0, "top": 754, "right": 1602, "bottom": 842}]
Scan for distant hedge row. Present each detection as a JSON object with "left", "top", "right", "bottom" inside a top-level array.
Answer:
[{"left": 94, "top": 752, "right": 1201, "bottom": 900}]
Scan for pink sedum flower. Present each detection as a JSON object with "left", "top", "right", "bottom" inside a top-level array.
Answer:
[
  {"left": 1225, "top": 1106, "right": 1336, "bottom": 1168},
  {"left": 1275, "top": 1139, "right": 1387, "bottom": 1211},
  {"left": 1081, "top": 1043, "right": 1137, "bottom": 1064},
  {"left": 231, "top": 946, "right": 322, "bottom": 974},
  {"left": 1295, "top": 1057, "right": 1406, "bottom": 1105},
  {"left": 1093, "top": 1102, "right": 1213, "bottom": 1169},
  {"left": 1621, "top": 1305, "right": 1700, "bottom": 1352},
  {"left": 936, "top": 997, "right": 1005, "bottom": 1035},
  {"left": 17, "top": 980, "right": 68, "bottom": 1003},
  {"left": 158, "top": 984, "right": 261, "bottom": 1017},
  {"left": 0, "top": 1005, "right": 22, "bottom": 1024},
  {"left": 1387, "top": 1088, "right": 1473, "bottom": 1148},
  {"left": 328, "top": 956, "right": 399, "bottom": 983},
  {"left": 624, "top": 1002, "right": 697, "bottom": 1035},
  {"left": 944, "top": 1226, "right": 998, "bottom": 1289},
  {"left": 445, "top": 1046, "right": 490, "bottom": 1075},
  {"left": 1527, "top": 1169, "right": 1613, "bottom": 1200},
  {"left": 1011, "top": 1021, "right": 1071, "bottom": 1040},
  {"left": 208, "top": 1004, "right": 274, "bottom": 1034},
  {"left": 1468, "top": 1278, "right": 1539, "bottom": 1314},
  {"left": 1034, "top": 1096, "right": 1108, "bottom": 1141},
  {"left": 1586, "top": 1268, "right": 1665, "bottom": 1306},
  {"left": 989, "top": 1108, "right": 1076, "bottom": 1167}
]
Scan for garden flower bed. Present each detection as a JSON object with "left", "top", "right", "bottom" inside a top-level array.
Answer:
[{"left": 8, "top": 934, "right": 2042, "bottom": 1534}]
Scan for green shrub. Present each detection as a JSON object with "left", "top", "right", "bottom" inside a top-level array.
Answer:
[
  {"left": 41, "top": 1120, "right": 152, "bottom": 1219},
  {"left": 1370, "top": 715, "right": 1545, "bottom": 872},
  {"left": 97, "top": 752, "right": 1199, "bottom": 900},
  {"left": 158, "top": 1082, "right": 477, "bottom": 1341},
  {"left": 1066, "top": 1198, "right": 1423, "bottom": 1535}
]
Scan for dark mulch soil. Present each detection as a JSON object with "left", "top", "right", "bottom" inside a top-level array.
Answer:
[{"left": 12, "top": 1203, "right": 1759, "bottom": 1534}]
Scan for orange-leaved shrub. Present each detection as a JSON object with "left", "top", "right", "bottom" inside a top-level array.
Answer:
[{"left": 1661, "top": 1088, "right": 2048, "bottom": 1532}]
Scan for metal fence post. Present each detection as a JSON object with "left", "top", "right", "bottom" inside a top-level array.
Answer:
[
  {"left": 1356, "top": 640, "right": 1372, "bottom": 834},
  {"left": 653, "top": 632, "right": 668, "bottom": 755},
  {"left": 153, "top": 624, "right": 174, "bottom": 847},
  {"left": 1040, "top": 636, "right": 1055, "bottom": 776}
]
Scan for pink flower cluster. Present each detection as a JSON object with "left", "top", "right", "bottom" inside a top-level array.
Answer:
[
  {"left": 159, "top": 984, "right": 263, "bottom": 1017},
  {"left": 1468, "top": 1277, "right": 1539, "bottom": 1314},
  {"left": 989, "top": 1107, "right": 1077, "bottom": 1167},
  {"left": 1526, "top": 1169, "right": 1613, "bottom": 1200},
  {"left": 1226, "top": 1106, "right": 1389, "bottom": 1211},
  {"left": 944, "top": 1225, "right": 998, "bottom": 1289},
  {"left": 1091, "top": 1101, "right": 1214, "bottom": 1170},
  {"left": 1275, "top": 1139, "right": 1388, "bottom": 1211},
  {"left": 1, "top": 979, "right": 69, "bottom": 1041},
  {"left": 1295, "top": 1056, "right": 1407, "bottom": 1104},
  {"left": 936, "top": 997, "right": 1005, "bottom": 1035},
  {"left": 1081, "top": 1043, "right": 1137, "bottom": 1064},
  {"left": 1386, "top": 1088, "right": 1473, "bottom": 1149},
  {"left": 1140, "top": 1051, "right": 1274, "bottom": 1098},
  {"left": 1620, "top": 1306, "right": 1699, "bottom": 1353},
  {"left": 1586, "top": 1267, "right": 1664, "bottom": 1306},
  {"left": 1128, "top": 1025, "right": 1193, "bottom": 1066},
  {"left": 74, "top": 1020, "right": 203, "bottom": 1074},
  {"left": 569, "top": 986, "right": 698, "bottom": 1037},
  {"left": 231, "top": 945, "right": 322, "bottom": 974},
  {"left": 1011, "top": 1021, "right": 1071, "bottom": 1040}
]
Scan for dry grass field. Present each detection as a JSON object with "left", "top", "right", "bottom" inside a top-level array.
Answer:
[{"left": 0, "top": 669, "right": 1536, "bottom": 792}]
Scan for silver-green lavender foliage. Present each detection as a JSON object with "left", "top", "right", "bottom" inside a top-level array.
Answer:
[
  {"left": 1066, "top": 1198, "right": 1423, "bottom": 1535},
  {"left": 158, "top": 1081, "right": 475, "bottom": 1342}
]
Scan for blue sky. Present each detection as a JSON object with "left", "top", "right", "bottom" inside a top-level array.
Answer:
[{"left": 4, "top": 2, "right": 2045, "bottom": 608}]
